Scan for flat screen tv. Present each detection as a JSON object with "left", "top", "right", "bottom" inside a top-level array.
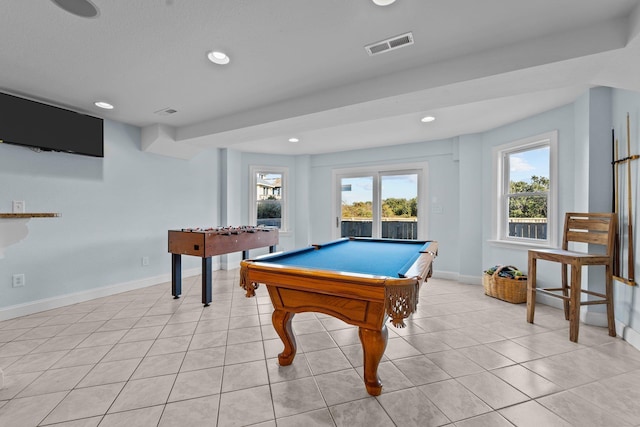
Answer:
[{"left": 0, "top": 92, "right": 104, "bottom": 157}]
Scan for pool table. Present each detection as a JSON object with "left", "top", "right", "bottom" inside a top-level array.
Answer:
[{"left": 240, "top": 237, "right": 437, "bottom": 396}]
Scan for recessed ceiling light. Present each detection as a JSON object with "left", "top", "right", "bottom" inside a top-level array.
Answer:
[
  {"left": 207, "top": 50, "right": 230, "bottom": 65},
  {"left": 421, "top": 115, "right": 435, "bottom": 123},
  {"left": 288, "top": 137, "right": 300, "bottom": 143},
  {"left": 372, "top": 0, "right": 396, "bottom": 5},
  {"left": 94, "top": 101, "right": 114, "bottom": 110}
]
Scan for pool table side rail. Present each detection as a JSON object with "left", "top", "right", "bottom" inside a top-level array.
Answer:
[
  {"left": 317, "top": 237, "right": 432, "bottom": 247},
  {"left": 240, "top": 262, "right": 413, "bottom": 328},
  {"left": 240, "top": 262, "right": 395, "bottom": 298},
  {"left": 244, "top": 244, "right": 318, "bottom": 262},
  {"left": 401, "top": 241, "right": 438, "bottom": 279}
]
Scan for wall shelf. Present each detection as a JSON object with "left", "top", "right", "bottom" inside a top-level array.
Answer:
[{"left": 0, "top": 213, "right": 60, "bottom": 218}]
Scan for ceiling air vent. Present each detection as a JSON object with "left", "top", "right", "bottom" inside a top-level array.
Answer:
[
  {"left": 154, "top": 107, "right": 177, "bottom": 116},
  {"left": 365, "top": 32, "right": 414, "bottom": 56}
]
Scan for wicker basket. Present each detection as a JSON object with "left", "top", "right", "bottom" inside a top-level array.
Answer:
[{"left": 482, "top": 265, "right": 528, "bottom": 304}]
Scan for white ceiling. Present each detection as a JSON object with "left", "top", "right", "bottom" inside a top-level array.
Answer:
[{"left": 1, "top": 0, "right": 640, "bottom": 158}]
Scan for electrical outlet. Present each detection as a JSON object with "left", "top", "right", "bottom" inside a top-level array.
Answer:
[
  {"left": 12, "top": 200, "right": 25, "bottom": 214},
  {"left": 142, "top": 256, "right": 149, "bottom": 266},
  {"left": 12, "top": 274, "right": 25, "bottom": 288}
]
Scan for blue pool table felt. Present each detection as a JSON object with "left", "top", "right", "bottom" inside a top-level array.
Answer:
[{"left": 260, "top": 239, "right": 433, "bottom": 278}]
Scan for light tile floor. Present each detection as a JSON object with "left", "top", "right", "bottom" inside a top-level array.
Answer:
[{"left": 1, "top": 271, "right": 640, "bottom": 426}]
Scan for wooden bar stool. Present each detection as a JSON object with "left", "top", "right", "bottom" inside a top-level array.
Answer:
[{"left": 526, "top": 212, "right": 617, "bottom": 342}]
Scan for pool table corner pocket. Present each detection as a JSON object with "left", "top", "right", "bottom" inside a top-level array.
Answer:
[{"left": 385, "top": 281, "right": 420, "bottom": 327}]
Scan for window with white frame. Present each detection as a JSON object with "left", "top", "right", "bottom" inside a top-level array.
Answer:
[
  {"left": 250, "top": 166, "right": 288, "bottom": 231},
  {"left": 493, "top": 131, "right": 558, "bottom": 246}
]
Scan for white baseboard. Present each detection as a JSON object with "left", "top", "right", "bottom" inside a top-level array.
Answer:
[
  {"left": 581, "top": 309, "right": 609, "bottom": 328},
  {"left": 431, "top": 270, "right": 459, "bottom": 281},
  {"left": 535, "top": 293, "right": 564, "bottom": 310},
  {"left": 431, "top": 270, "right": 482, "bottom": 286},
  {"left": 458, "top": 274, "right": 482, "bottom": 285},
  {"left": 539, "top": 295, "right": 612, "bottom": 328},
  {"left": 0, "top": 267, "right": 201, "bottom": 322},
  {"left": 617, "top": 319, "right": 640, "bottom": 351}
]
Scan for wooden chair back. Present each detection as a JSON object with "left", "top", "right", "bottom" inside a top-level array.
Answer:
[{"left": 562, "top": 212, "right": 617, "bottom": 257}]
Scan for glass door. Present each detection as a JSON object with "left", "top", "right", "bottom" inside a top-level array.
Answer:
[
  {"left": 336, "top": 167, "right": 423, "bottom": 240},
  {"left": 339, "top": 176, "right": 375, "bottom": 237},
  {"left": 381, "top": 173, "right": 418, "bottom": 239}
]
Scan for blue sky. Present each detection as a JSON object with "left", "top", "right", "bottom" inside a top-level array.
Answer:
[
  {"left": 509, "top": 146, "right": 549, "bottom": 183},
  {"left": 342, "top": 174, "right": 417, "bottom": 204}
]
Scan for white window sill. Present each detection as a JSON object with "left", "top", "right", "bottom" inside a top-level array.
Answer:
[{"left": 487, "top": 239, "right": 553, "bottom": 250}]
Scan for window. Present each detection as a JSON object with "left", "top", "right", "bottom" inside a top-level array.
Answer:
[
  {"left": 250, "top": 166, "right": 288, "bottom": 231},
  {"left": 333, "top": 163, "right": 427, "bottom": 240},
  {"left": 493, "top": 131, "right": 558, "bottom": 246}
]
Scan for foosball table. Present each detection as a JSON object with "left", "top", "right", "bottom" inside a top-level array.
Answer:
[{"left": 168, "top": 226, "right": 278, "bottom": 306}]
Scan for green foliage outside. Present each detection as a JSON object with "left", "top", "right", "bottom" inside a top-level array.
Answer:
[
  {"left": 509, "top": 175, "right": 549, "bottom": 218},
  {"left": 257, "top": 198, "right": 281, "bottom": 219},
  {"left": 342, "top": 197, "right": 417, "bottom": 219}
]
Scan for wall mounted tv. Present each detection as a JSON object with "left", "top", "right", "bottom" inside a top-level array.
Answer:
[{"left": 0, "top": 92, "right": 104, "bottom": 157}]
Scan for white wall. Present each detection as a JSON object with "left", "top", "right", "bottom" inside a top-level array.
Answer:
[
  {"left": 588, "top": 87, "right": 614, "bottom": 213},
  {"left": 0, "top": 120, "right": 218, "bottom": 318},
  {"left": 293, "top": 155, "right": 312, "bottom": 249},
  {"left": 573, "top": 90, "right": 591, "bottom": 213},
  {"left": 457, "top": 134, "right": 484, "bottom": 282},
  {"left": 219, "top": 148, "right": 243, "bottom": 268}
]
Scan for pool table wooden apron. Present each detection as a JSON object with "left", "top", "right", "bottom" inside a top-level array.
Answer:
[{"left": 240, "top": 238, "right": 437, "bottom": 396}]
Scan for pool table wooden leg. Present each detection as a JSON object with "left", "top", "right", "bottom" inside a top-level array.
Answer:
[
  {"left": 273, "top": 309, "right": 297, "bottom": 365},
  {"left": 359, "top": 325, "right": 388, "bottom": 396}
]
